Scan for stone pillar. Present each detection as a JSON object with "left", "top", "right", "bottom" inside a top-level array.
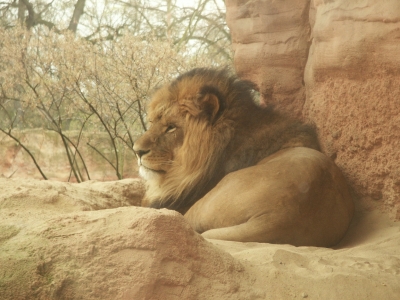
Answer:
[{"left": 225, "top": 0, "right": 312, "bottom": 118}]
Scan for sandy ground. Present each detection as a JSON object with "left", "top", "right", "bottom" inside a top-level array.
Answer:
[{"left": 0, "top": 177, "right": 399, "bottom": 299}]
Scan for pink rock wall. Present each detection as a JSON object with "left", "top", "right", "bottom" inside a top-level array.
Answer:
[
  {"left": 226, "top": 0, "right": 312, "bottom": 118},
  {"left": 226, "top": 0, "right": 400, "bottom": 218}
]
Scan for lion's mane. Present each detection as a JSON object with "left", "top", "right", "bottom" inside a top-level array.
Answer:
[{"left": 134, "top": 68, "right": 320, "bottom": 213}]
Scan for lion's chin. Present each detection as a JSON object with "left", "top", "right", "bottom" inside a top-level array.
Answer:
[{"left": 139, "top": 165, "right": 165, "bottom": 181}]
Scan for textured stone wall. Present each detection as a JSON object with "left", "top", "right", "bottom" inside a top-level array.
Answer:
[
  {"left": 226, "top": 0, "right": 400, "bottom": 218},
  {"left": 226, "top": 0, "right": 312, "bottom": 118}
]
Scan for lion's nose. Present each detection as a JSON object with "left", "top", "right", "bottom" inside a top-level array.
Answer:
[{"left": 134, "top": 149, "right": 150, "bottom": 159}]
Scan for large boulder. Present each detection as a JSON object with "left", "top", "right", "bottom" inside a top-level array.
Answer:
[
  {"left": 1, "top": 178, "right": 400, "bottom": 299},
  {"left": 0, "top": 178, "right": 253, "bottom": 300},
  {"left": 226, "top": 0, "right": 400, "bottom": 218}
]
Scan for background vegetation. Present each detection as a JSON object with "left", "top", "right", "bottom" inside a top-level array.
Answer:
[{"left": 0, "top": 0, "right": 231, "bottom": 181}]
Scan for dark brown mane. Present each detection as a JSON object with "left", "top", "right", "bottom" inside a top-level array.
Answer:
[{"left": 135, "top": 68, "right": 320, "bottom": 213}]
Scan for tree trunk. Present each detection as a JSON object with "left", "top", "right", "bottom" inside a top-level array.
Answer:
[
  {"left": 68, "top": 0, "right": 86, "bottom": 33},
  {"left": 20, "top": 0, "right": 35, "bottom": 29},
  {"left": 18, "top": 0, "right": 26, "bottom": 26}
]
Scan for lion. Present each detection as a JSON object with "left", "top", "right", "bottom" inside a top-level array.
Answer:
[{"left": 133, "top": 68, "right": 354, "bottom": 247}]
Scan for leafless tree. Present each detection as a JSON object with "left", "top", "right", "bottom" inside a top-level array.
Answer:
[
  {"left": 0, "top": 0, "right": 231, "bottom": 60},
  {"left": 0, "top": 0, "right": 230, "bottom": 180},
  {"left": 0, "top": 27, "right": 217, "bottom": 180}
]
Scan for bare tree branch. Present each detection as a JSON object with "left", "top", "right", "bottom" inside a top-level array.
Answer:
[
  {"left": 19, "top": 0, "right": 35, "bottom": 29},
  {"left": 68, "top": 0, "right": 86, "bottom": 33},
  {"left": 0, "top": 127, "right": 48, "bottom": 180}
]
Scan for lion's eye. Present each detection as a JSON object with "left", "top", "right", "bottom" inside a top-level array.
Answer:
[{"left": 166, "top": 125, "right": 176, "bottom": 133}]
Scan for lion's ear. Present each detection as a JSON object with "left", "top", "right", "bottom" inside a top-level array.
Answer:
[
  {"left": 198, "top": 93, "right": 219, "bottom": 121},
  {"left": 196, "top": 85, "right": 223, "bottom": 122},
  {"left": 180, "top": 86, "right": 223, "bottom": 122}
]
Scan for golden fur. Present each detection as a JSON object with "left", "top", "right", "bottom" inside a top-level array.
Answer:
[{"left": 133, "top": 68, "right": 354, "bottom": 246}]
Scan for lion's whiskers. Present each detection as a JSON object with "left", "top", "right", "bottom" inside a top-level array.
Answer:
[{"left": 159, "top": 160, "right": 174, "bottom": 166}]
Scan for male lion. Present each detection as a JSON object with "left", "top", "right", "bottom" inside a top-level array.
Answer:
[{"left": 133, "top": 68, "right": 354, "bottom": 247}]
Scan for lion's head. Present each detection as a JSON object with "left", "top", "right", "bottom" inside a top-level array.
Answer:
[
  {"left": 133, "top": 68, "right": 320, "bottom": 213},
  {"left": 133, "top": 68, "right": 246, "bottom": 212}
]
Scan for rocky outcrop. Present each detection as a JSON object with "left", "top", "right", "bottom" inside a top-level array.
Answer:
[
  {"left": 226, "top": 0, "right": 400, "bottom": 218},
  {"left": 0, "top": 178, "right": 251, "bottom": 299},
  {"left": 1, "top": 178, "right": 400, "bottom": 299}
]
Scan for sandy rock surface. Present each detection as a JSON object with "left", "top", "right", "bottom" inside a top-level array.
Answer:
[
  {"left": 226, "top": 0, "right": 400, "bottom": 218},
  {"left": 1, "top": 178, "right": 399, "bottom": 299}
]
